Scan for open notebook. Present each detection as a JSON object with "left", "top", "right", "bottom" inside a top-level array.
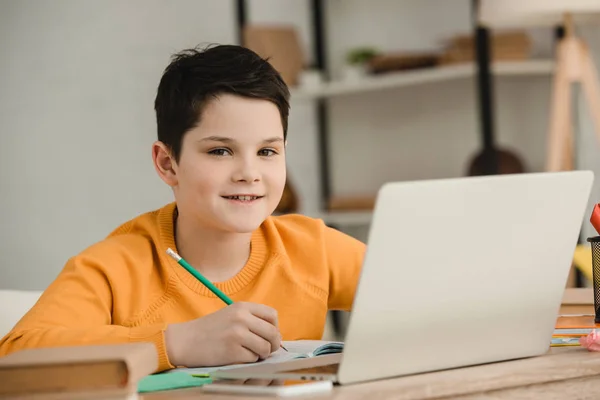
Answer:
[{"left": 173, "top": 340, "right": 343, "bottom": 376}]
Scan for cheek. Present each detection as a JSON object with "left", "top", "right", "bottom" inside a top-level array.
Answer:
[
  {"left": 269, "top": 165, "right": 287, "bottom": 191},
  {"left": 179, "top": 161, "right": 219, "bottom": 195}
]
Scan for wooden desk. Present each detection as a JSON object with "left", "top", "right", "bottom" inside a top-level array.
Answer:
[
  {"left": 143, "top": 289, "right": 599, "bottom": 399},
  {"left": 142, "top": 347, "right": 600, "bottom": 400}
]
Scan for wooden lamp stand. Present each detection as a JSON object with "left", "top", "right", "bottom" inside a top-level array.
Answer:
[{"left": 546, "top": 13, "right": 600, "bottom": 172}]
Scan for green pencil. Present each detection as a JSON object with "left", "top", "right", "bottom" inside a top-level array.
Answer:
[
  {"left": 167, "top": 247, "right": 233, "bottom": 305},
  {"left": 166, "top": 247, "right": 288, "bottom": 352}
]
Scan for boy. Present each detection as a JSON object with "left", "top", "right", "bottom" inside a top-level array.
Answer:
[{"left": 0, "top": 45, "right": 366, "bottom": 372}]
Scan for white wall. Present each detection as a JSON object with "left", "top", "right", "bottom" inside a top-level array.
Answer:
[{"left": 0, "top": 0, "right": 237, "bottom": 289}]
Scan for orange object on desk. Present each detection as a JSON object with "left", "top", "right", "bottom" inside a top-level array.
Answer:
[
  {"left": 556, "top": 315, "right": 599, "bottom": 329},
  {"left": 591, "top": 203, "right": 600, "bottom": 234}
]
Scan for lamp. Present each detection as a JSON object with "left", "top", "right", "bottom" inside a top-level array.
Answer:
[{"left": 479, "top": 0, "right": 600, "bottom": 172}]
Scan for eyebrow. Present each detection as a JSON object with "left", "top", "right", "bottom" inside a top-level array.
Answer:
[{"left": 198, "top": 136, "right": 284, "bottom": 144}]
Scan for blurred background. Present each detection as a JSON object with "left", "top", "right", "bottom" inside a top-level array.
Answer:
[{"left": 1, "top": 0, "right": 600, "bottom": 339}]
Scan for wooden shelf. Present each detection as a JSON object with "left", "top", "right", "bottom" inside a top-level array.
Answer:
[{"left": 291, "top": 59, "right": 555, "bottom": 100}]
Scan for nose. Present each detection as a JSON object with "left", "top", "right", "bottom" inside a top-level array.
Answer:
[{"left": 231, "top": 157, "right": 261, "bottom": 183}]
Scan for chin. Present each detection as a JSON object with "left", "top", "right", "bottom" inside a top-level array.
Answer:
[
  {"left": 225, "top": 222, "right": 264, "bottom": 234},
  {"left": 219, "top": 215, "right": 269, "bottom": 233}
]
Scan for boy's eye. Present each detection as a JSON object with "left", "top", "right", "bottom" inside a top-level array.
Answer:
[
  {"left": 208, "top": 148, "right": 232, "bottom": 156},
  {"left": 258, "top": 148, "right": 277, "bottom": 157}
]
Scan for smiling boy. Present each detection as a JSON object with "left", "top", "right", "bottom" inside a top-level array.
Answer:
[{"left": 0, "top": 45, "right": 366, "bottom": 372}]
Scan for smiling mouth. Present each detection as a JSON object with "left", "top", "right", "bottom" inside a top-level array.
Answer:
[{"left": 222, "top": 195, "right": 264, "bottom": 201}]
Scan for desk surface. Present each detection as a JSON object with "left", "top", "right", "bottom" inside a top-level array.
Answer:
[
  {"left": 143, "top": 289, "right": 598, "bottom": 399},
  {"left": 141, "top": 347, "right": 600, "bottom": 400}
]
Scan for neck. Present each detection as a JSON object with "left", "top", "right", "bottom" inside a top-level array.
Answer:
[{"left": 174, "top": 211, "right": 252, "bottom": 282}]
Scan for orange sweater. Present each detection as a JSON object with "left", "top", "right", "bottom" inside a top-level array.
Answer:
[{"left": 0, "top": 203, "right": 365, "bottom": 372}]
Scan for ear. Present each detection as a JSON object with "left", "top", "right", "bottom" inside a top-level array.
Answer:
[{"left": 152, "top": 141, "right": 178, "bottom": 187}]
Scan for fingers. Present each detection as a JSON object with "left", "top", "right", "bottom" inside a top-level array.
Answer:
[
  {"left": 227, "top": 303, "right": 282, "bottom": 361},
  {"left": 239, "top": 328, "right": 275, "bottom": 360},
  {"left": 235, "top": 342, "right": 265, "bottom": 364},
  {"left": 241, "top": 302, "right": 279, "bottom": 328},
  {"left": 245, "top": 315, "right": 281, "bottom": 353}
]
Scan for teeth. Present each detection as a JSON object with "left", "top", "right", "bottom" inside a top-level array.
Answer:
[{"left": 226, "top": 195, "right": 259, "bottom": 201}]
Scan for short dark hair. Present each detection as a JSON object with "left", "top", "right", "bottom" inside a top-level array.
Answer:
[{"left": 154, "top": 44, "right": 290, "bottom": 161}]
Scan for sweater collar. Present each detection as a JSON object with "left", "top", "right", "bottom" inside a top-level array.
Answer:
[{"left": 157, "top": 203, "right": 269, "bottom": 297}]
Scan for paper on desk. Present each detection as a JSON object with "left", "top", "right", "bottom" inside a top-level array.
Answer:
[
  {"left": 172, "top": 348, "right": 299, "bottom": 375},
  {"left": 282, "top": 340, "right": 342, "bottom": 355},
  {"left": 550, "top": 337, "right": 581, "bottom": 347},
  {"left": 172, "top": 340, "right": 339, "bottom": 375},
  {"left": 138, "top": 371, "right": 211, "bottom": 393}
]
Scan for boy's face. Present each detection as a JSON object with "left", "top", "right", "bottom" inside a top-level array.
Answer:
[{"left": 163, "top": 94, "right": 287, "bottom": 233}]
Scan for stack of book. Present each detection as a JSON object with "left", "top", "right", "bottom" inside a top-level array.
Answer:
[
  {"left": 552, "top": 315, "right": 599, "bottom": 347},
  {"left": 0, "top": 343, "right": 157, "bottom": 399}
]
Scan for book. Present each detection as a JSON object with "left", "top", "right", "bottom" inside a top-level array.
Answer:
[
  {"left": 0, "top": 343, "right": 157, "bottom": 399},
  {"left": 554, "top": 328, "right": 594, "bottom": 337},
  {"left": 551, "top": 337, "right": 581, "bottom": 347},
  {"left": 137, "top": 371, "right": 211, "bottom": 393},
  {"left": 554, "top": 315, "right": 600, "bottom": 337},
  {"left": 176, "top": 340, "right": 344, "bottom": 376},
  {"left": 281, "top": 340, "right": 344, "bottom": 357}
]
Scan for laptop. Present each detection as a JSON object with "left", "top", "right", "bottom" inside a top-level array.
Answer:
[{"left": 213, "top": 171, "right": 594, "bottom": 385}]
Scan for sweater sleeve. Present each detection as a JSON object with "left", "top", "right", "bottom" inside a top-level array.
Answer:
[
  {"left": 0, "top": 253, "right": 174, "bottom": 372},
  {"left": 324, "top": 225, "right": 367, "bottom": 311}
]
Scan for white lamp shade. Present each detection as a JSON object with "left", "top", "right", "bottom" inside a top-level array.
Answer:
[{"left": 479, "top": 0, "right": 600, "bottom": 28}]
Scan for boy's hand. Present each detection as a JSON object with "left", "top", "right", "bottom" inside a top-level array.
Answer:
[{"left": 164, "top": 302, "right": 282, "bottom": 367}]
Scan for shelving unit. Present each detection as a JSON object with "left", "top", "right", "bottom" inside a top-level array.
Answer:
[
  {"left": 298, "top": 58, "right": 554, "bottom": 227},
  {"left": 235, "top": 1, "right": 558, "bottom": 229},
  {"left": 291, "top": 59, "right": 555, "bottom": 101}
]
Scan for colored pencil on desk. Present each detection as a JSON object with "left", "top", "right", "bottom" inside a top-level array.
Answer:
[{"left": 166, "top": 248, "right": 288, "bottom": 352}]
